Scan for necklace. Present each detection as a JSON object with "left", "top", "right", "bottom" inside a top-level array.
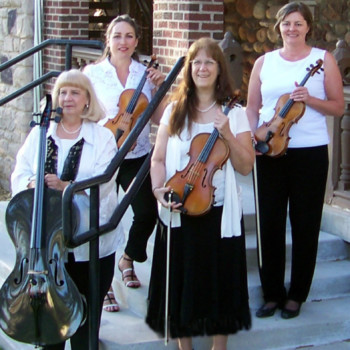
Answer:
[
  {"left": 195, "top": 100, "right": 216, "bottom": 113},
  {"left": 60, "top": 121, "right": 82, "bottom": 134}
]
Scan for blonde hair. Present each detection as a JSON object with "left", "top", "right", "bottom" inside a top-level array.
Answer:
[{"left": 52, "top": 69, "right": 105, "bottom": 122}]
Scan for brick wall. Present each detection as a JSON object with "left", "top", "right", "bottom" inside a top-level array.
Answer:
[
  {"left": 43, "top": 0, "right": 89, "bottom": 91},
  {"left": 153, "top": 0, "right": 224, "bottom": 76}
]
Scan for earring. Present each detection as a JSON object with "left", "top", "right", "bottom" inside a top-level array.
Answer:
[{"left": 85, "top": 104, "right": 89, "bottom": 110}]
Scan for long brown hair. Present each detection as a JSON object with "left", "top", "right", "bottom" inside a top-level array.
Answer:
[
  {"left": 168, "top": 37, "right": 235, "bottom": 137},
  {"left": 97, "top": 14, "right": 140, "bottom": 63}
]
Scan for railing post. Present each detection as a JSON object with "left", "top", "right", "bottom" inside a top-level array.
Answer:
[
  {"left": 338, "top": 87, "right": 350, "bottom": 190},
  {"left": 89, "top": 185, "right": 100, "bottom": 350},
  {"left": 65, "top": 44, "right": 73, "bottom": 71}
]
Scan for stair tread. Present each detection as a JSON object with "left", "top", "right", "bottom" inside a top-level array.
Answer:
[{"left": 96, "top": 295, "right": 350, "bottom": 349}]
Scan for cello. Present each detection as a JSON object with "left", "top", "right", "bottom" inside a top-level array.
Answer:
[
  {"left": 254, "top": 59, "right": 324, "bottom": 157},
  {"left": 0, "top": 95, "right": 85, "bottom": 346},
  {"left": 104, "top": 54, "right": 158, "bottom": 149},
  {"left": 165, "top": 96, "right": 239, "bottom": 216}
]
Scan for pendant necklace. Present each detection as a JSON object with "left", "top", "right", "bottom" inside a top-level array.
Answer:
[
  {"left": 195, "top": 100, "right": 216, "bottom": 113},
  {"left": 60, "top": 121, "right": 82, "bottom": 134}
]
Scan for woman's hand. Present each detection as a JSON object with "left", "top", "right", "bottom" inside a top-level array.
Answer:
[
  {"left": 45, "top": 174, "right": 69, "bottom": 191},
  {"left": 147, "top": 67, "right": 165, "bottom": 89},
  {"left": 214, "top": 107, "right": 231, "bottom": 139},
  {"left": 153, "top": 186, "right": 183, "bottom": 212},
  {"left": 290, "top": 82, "right": 309, "bottom": 102}
]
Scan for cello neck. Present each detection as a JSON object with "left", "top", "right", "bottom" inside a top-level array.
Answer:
[{"left": 30, "top": 95, "right": 52, "bottom": 250}]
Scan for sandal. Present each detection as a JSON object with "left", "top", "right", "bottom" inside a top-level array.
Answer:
[
  {"left": 118, "top": 255, "right": 141, "bottom": 289},
  {"left": 103, "top": 288, "right": 120, "bottom": 312}
]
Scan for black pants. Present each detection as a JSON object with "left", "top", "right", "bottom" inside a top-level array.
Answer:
[
  {"left": 256, "top": 146, "right": 328, "bottom": 304},
  {"left": 43, "top": 252, "right": 115, "bottom": 350},
  {"left": 117, "top": 154, "right": 158, "bottom": 262}
]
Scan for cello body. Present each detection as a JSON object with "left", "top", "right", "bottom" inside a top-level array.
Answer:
[
  {"left": 0, "top": 95, "right": 85, "bottom": 346},
  {"left": 0, "top": 189, "right": 85, "bottom": 346}
]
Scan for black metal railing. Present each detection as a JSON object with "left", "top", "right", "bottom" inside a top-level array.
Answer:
[
  {"left": 61, "top": 56, "right": 184, "bottom": 349},
  {"left": 1, "top": 37, "right": 184, "bottom": 349},
  {"left": 0, "top": 39, "right": 104, "bottom": 106}
]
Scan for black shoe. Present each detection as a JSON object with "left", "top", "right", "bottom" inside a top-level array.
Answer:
[
  {"left": 255, "top": 302, "right": 279, "bottom": 318},
  {"left": 281, "top": 303, "right": 301, "bottom": 319}
]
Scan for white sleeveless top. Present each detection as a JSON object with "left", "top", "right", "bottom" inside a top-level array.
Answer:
[{"left": 259, "top": 48, "right": 328, "bottom": 148}]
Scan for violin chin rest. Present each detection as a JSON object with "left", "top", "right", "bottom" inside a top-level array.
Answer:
[
  {"left": 255, "top": 140, "right": 269, "bottom": 154},
  {"left": 163, "top": 191, "right": 187, "bottom": 214}
]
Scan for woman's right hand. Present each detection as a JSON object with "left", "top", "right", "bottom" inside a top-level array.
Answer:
[{"left": 153, "top": 186, "right": 183, "bottom": 212}]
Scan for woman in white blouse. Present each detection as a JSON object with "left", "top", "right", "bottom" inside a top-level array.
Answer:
[
  {"left": 84, "top": 14, "right": 165, "bottom": 312},
  {"left": 11, "top": 69, "right": 123, "bottom": 350}
]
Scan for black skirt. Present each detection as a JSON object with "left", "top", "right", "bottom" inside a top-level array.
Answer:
[{"left": 145, "top": 206, "right": 251, "bottom": 338}]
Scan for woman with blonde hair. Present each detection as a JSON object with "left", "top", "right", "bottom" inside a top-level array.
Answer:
[{"left": 11, "top": 69, "right": 124, "bottom": 349}]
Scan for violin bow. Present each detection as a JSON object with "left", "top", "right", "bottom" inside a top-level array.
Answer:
[
  {"left": 252, "top": 159, "right": 263, "bottom": 269},
  {"left": 164, "top": 190, "right": 173, "bottom": 345}
]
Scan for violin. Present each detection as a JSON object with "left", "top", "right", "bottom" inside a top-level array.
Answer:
[
  {"left": 254, "top": 59, "right": 324, "bottom": 157},
  {"left": 165, "top": 96, "right": 239, "bottom": 216},
  {"left": 104, "top": 54, "right": 158, "bottom": 149},
  {"left": 0, "top": 95, "right": 85, "bottom": 346}
]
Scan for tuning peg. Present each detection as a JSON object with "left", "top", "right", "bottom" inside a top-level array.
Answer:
[{"left": 54, "top": 107, "right": 63, "bottom": 123}]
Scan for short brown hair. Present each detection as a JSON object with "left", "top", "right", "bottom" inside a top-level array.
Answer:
[{"left": 274, "top": 1, "right": 313, "bottom": 40}]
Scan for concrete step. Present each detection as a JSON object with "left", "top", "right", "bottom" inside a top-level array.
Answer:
[
  {"left": 112, "top": 229, "right": 350, "bottom": 315},
  {"left": 97, "top": 295, "right": 350, "bottom": 350},
  {"left": 1, "top": 170, "right": 350, "bottom": 350},
  {"left": 2, "top": 295, "right": 350, "bottom": 350}
]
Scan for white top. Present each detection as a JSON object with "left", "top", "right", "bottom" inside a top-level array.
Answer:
[
  {"left": 84, "top": 58, "right": 155, "bottom": 159},
  {"left": 159, "top": 102, "right": 251, "bottom": 238},
  {"left": 11, "top": 121, "right": 125, "bottom": 261},
  {"left": 259, "top": 47, "right": 328, "bottom": 147}
]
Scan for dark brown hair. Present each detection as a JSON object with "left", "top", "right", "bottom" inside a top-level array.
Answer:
[
  {"left": 168, "top": 37, "right": 235, "bottom": 136},
  {"left": 98, "top": 14, "right": 140, "bottom": 62},
  {"left": 274, "top": 1, "right": 313, "bottom": 40}
]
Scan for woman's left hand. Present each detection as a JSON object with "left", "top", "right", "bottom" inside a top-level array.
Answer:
[
  {"left": 290, "top": 82, "right": 309, "bottom": 102},
  {"left": 45, "top": 173, "right": 68, "bottom": 191},
  {"left": 147, "top": 67, "right": 165, "bottom": 89},
  {"left": 214, "top": 107, "right": 231, "bottom": 139}
]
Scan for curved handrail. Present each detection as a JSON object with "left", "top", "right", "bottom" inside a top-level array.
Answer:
[
  {"left": 0, "top": 39, "right": 104, "bottom": 71},
  {"left": 0, "top": 39, "right": 104, "bottom": 107}
]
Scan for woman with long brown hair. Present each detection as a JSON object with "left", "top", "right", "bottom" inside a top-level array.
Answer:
[{"left": 146, "top": 37, "right": 254, "bottom": 350}]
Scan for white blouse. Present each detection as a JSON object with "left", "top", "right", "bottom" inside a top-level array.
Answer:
[
  {"left": 84, "top": 58, "right": 155, "bottom": 159},
  {"left": 11, "top": 120, "right": 124, "bottom": 261},
  {"left": 159, "top": 103, "right": 251, "bottom": 237}
]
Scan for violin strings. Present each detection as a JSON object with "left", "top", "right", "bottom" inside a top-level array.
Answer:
[{"left": 187, "top": 130, "right": 219, "bottom": 186}]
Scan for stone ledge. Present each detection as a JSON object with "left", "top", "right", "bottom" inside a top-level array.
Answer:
[{"left": 321, "top": 204, "right": 350, "bottom": 242}]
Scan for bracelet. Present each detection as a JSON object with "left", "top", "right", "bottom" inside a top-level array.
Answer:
[{"left": 152, "top": 186, "right": 161, "bottom": 194}]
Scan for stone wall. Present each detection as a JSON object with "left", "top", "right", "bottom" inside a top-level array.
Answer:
[
  {"left": 0, "top": 0, "right": 34, "bottom": 191},
  {"left": 224, "top": 0, "right": 350, "bottom": 99}
]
